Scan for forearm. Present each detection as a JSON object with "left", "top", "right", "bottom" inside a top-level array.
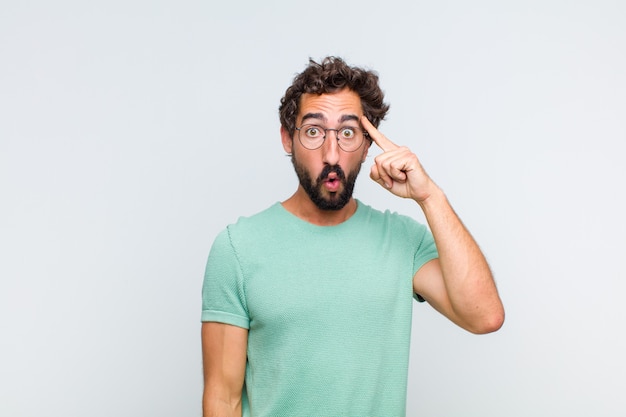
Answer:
[
  {"left": 361, "top": 117, "right": 503, "bottom": 332},
  {"left": 201, "top": 322, "right": 247, "bottom": 417},
  {"left": 203, "top": 392, "right": 242, "bottom": 417},
  {"left": 418, "top": 187, "right": 504, "bottom": 333}
]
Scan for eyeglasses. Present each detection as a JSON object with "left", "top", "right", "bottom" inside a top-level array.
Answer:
[{"left": 294, "top": 124, "right": 369, "bottom": 152}]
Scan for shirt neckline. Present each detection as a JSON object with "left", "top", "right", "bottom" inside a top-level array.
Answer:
[{"left": 274, "top": 199, "right": 365, "bottom": 230}]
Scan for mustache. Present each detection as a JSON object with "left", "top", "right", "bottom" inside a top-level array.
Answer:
[{"left": 318, "top": 165, "right": 346, "bottom": 182}]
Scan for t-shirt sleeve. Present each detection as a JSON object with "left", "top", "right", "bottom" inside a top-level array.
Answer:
[
  {"left": 201, "top": 228, "right": 250, "bottom": 329},
  {"left": 413, "top": 226, "right": 439, "bottom": 303}
]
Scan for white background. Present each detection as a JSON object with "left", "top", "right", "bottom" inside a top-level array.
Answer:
[{"left": 1, "top": 1, "right": 625, "bottom": 416}]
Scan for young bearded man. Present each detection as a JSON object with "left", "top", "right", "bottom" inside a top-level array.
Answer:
[{"left": 201, "top": 56, "right": 505, "bottom": 417}]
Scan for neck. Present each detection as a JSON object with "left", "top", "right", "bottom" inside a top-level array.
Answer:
[{"left": 281, "top": 187, "right": 357, "bottom": 226}]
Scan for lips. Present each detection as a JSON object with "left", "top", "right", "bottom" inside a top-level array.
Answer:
[
  {"left": 318, "top": 165, "right": 346, "bottom": 193},
  {"left": 323, "top": 174, "right": 341, "bottom": 192}
]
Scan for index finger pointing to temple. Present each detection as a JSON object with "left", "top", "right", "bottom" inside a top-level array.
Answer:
[{"left": 361, "top": 116, "right": 398, "bottom": 152}]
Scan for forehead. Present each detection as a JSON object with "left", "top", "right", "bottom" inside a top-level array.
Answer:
[{"left": 298, "top": 89, "right": 363, "bottom": 123}]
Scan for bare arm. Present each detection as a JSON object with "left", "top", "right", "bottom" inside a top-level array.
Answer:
[
  {"left": 412, "top": 192, "right": 504, "bottom": 334},
  {"left": 362, "top": 116, "right": 504, "bottom": 334},
  {"left": 201, "top": 322, "right": 248, "bottom": 417}
]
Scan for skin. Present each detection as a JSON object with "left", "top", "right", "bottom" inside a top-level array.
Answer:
[
  {"left": 280, "top": 90, "right": 371, "bottom": 225},
  {"left": 362, "top": 115, "right": 505, "bottom": 333},
  {"left": 202, "top": 88, "right": 505, "bottom": 417}
]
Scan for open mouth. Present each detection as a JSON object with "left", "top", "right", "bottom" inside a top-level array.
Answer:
[
  {"left": 323, "top": 173, "right": 341, "bottom": 192},
  {"left": 317, "top": 165, "right": 346, "bottom": 194}
]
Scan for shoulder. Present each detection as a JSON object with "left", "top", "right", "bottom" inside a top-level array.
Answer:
[
  {"left": 356, "top": 200, "right": 429, "bottom": 233},
  {"left": 225, "top": 203, "right": 283, "bottom": 233},
  {"left": 208, "top": 204, "right": 283, "bottom": 263},
  {"left": 213, "top": 203, "right": 289, "bottom": 251}
]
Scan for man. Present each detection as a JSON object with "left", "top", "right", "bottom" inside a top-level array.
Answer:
[{"left": 201, "top": 56, "right": 504, "bottom": 417}]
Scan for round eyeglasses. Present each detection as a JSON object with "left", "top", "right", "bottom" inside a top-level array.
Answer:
[{"left": 294, "top": 124, "right": 369, "bottom": 152}]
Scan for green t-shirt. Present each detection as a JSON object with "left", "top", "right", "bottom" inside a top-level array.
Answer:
[{"left": 202, "top": 200, "right": 438, "bottom": 417}]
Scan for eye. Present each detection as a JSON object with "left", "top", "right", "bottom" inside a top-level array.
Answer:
[
  {"left": 340, "top": 127, "right": 356, "bottom": 139},
  {"left": 305, "top": 126, "right": 323, "bottom": 138}
]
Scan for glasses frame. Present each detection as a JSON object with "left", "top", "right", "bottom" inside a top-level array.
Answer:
[{"left": 294, "top": 124, "right": 370, "bottom": 152}]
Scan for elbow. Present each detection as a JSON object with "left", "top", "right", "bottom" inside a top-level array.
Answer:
[{"left": 468, "top": 306, "right": 505, "bottom": 335}]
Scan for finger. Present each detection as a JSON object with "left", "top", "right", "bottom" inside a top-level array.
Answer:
[
  {"left": 381, "top": 152, "right": 411, "bottom": 182},
  {"left": 370, "top": 156, "right": 396, "bottom": 189},
  {"left": 370, "top": 164, "right": 392, "bottom": 189},
  {"left": 360, "top": 116, "right": 398, "bottom": 153},
  {"left": 375, "top": 152, "right": 409, "bottom": 185}
]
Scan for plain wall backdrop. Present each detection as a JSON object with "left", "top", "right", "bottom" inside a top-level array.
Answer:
[{"left": 1, "top": 1, "right": 625, "bottom": 416}]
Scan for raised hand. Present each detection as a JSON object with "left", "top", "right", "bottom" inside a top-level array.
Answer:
[{"left": 361, "top": 116, "right": 437, "bottom": 204}]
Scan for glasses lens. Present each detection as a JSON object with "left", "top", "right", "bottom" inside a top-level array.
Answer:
[
  {"left": 338, "top": 127, "right": 363, "bottom": 152},
  {"left": 297, "top": 125, "right": 365, "bottom": 151},
  {"left": 298, "top": 125, "right": 325, "bottom": 150}
]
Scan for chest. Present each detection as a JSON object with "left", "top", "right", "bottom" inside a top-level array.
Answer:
[{"left": 240, "top": 231, "right": 415, "bottom": 333}]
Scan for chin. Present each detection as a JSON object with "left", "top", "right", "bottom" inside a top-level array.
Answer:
[{"left": 314, "top": 193, "right": 351, "bottom": 211}]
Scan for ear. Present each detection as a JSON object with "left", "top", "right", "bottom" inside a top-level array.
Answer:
[{"left": 281, "top": 126, "right": 293, "bottom": 154}]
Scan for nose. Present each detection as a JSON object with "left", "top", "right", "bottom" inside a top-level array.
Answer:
[{"left": 321, "top": 130, "right": 340, "bottom": 165}]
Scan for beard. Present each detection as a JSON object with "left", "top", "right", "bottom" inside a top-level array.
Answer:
[{"left": 291, "top": 151, "right": 362, "bottom": 211}]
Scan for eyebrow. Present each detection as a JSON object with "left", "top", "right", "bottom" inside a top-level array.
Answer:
[
  {"left": 301, "top": 113, "right": 326, "bottom": 124},
  {"left": 300, "top": 113, "right": 360, "bottom": 125}
]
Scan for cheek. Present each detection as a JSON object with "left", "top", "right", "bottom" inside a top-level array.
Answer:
[
  {"left": 361, "top": 142, "right": 371, "bottom": 161},
  {"left": 341, "top": 154, "right": 365, "bottom": 174},
  {"left": 294, "top": 148, "right": 322, "bottom": 170}
]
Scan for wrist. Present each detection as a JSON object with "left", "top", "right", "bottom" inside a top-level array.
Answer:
[{"left": 416, "top": 185, "right": 447, "bottom": 212}]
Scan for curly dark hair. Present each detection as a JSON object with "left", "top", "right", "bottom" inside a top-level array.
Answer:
[{"left": 279, "top": 56, "right": 390, "bottom": 135}]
